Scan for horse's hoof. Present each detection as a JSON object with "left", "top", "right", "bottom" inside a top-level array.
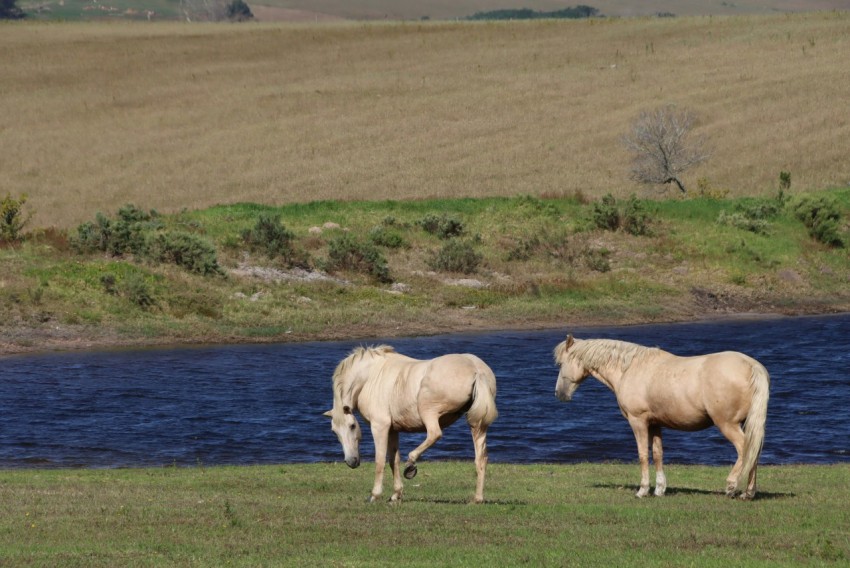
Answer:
[
  {"left": 404, "top": 464, "right": 418, "bottom": 479},
  {"left": 366, "top": 495, "right": 378, "bottom": 504}
]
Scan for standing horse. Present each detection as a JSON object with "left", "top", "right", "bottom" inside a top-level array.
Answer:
[
  {"left": 324, "top": 345, "right": 498, "bottom": 503},
  {"left": 554, "top": 335, "right": 769, "bottom": 499}
]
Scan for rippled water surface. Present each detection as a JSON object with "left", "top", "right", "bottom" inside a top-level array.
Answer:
[{"left": 1, "top": 314, "right": 848, "bottom": 468}]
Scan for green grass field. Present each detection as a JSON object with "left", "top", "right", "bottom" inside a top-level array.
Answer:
[{"left": 1, "top": 462, "right": 848, "bottom": 566}]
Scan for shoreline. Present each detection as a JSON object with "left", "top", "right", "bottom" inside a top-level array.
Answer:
[{"left": 3, "top": 302, "right": 846, "bottom": 359}]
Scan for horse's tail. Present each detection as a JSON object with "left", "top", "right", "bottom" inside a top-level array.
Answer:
[
  {"left": 735, "top": 360, "right": 770, "bottom": 496},
  {"left": 467, "top": 364, "right": 498, "bottom": 430}
]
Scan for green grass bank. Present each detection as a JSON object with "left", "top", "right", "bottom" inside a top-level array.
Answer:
[
  {"left": 2, "top": 189, "right": 849, "bottom": 356},
  {"left": 1, "top": 462, "right": 848, "bottom": 566}
]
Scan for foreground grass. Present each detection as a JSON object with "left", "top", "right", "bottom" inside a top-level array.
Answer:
[{"left": 1, "top": 463, "right": 848, "bottom": 566}]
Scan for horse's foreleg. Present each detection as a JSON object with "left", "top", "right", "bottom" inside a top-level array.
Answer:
[
  {"left": 471, "top": 425, "right": 489, "bottom": 504},
  {"left": 404, "top": 413, "right": 443, "bottom": 479},
  {"left": 628, "top": 418, "right": 651, "bottom": 498},
  {"left": 387, "top": 429, "right": 404, "bottom": 503},
  {"left": 369, "top": 423, "right": 390, "bottom": 503},
  {"left": 650, "top": 425, "right": 666, "bottom": 496}
]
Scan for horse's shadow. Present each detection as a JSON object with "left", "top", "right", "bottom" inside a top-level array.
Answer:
[
  {"left": 592, "top": 483, "right": 795, "bottom": 500},
  {"left": 407, "top": 497, "right": 529, "bottom": 506}
]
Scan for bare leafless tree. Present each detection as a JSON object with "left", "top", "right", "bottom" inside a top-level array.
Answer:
[{"left": 622, "top": 104, "right": 710, "bottom": 194}]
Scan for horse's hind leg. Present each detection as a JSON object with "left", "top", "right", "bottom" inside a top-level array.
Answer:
[
  {"left": 650, "top": 425, "right": 666, "bottom": 496},
  {"left": 404, "top": 412, "right": 443, "bottom": 479},
  {"left": 471, "top": 425, "right": 489, "bottom": 504},
  {"left": 714, "top": 421, "right": 746, "bottom": 497}
]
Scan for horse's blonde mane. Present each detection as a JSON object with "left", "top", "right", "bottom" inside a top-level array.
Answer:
[
  {"left": 559, "top": 338, "right": 659, "bottom": 373},
  {"left": 332, "top": 345, "right": 396, "bottom": 404}
]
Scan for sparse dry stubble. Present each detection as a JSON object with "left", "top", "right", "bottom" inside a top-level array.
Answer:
[{"left": 2, "top": 13, "right": 849, "bottom": 229}]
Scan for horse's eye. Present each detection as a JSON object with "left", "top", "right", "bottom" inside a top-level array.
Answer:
[{"left": 349, "top": 424, "right": 356, "bottom": 431}]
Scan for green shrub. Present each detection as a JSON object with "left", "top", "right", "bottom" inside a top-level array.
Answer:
[
  {"left": 791, "top": 195, "right": 846, "bottom": 248},
  {"left": 427, "top": 240, "right": 482, "bottom": 274},
  {"left": 0, "top": 193, "right": 30, "bottom": 243},
  {"left": 417, "top": 213, "right": 465, "bottom": 239},
  {"left": 148, "top": 232, "right": 224, "bottom": 276},
  {"left": 326, "top": 233, "right": 391, "bottom": 283},
  {"left": 622, "top": 196, "right": 652, "bottom": 236},
  {"left": 591, "top": 194, "right": 653, "bottom": 235},
  {"left": 241, "top": 214, "right": 309, "bottom": 268},
  {"left": 122, "top": 273, "right": 155, "bottom": 309},
  {"left": 72, "top": 205, "right": 225, "bottom": 274},
  {"left": 591, "top": 194, "right": 620, "bottom": 231},
  {"left": 369, "top": 225, "right": 406, "bottom": 249},
  {"left": 71, "top": 205, "right": 160, "bottom": 256}
]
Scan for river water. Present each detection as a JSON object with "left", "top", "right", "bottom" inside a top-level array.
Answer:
[{"left": 1, "top": 314, "right": 848, "bottom": 468}]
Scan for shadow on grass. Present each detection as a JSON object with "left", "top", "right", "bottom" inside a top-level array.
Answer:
[
  {"left": 592, "top": 483, "right": 795, "bottom": 500},
  {"left": 407, "top": 497, "right": 529, "bottom": 506}
]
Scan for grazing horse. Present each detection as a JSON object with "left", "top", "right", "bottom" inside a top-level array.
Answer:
[
  {"left": 324, "top": 345, "right": 498, "bottom": 503},
  {"left": 554, "top": 335, "right": 769, "bottom": 499}
]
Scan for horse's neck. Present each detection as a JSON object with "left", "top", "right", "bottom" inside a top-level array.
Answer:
[
  {"left": 590, "top": 363, "right": 625, "bottom": 393},
  {"left": 338, "top": 356, "right": 381, "bottom": 410}
]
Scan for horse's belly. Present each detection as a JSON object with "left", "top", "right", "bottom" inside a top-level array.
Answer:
[{"left": 653, "top": 413, "right": 712, "bottom": 431}]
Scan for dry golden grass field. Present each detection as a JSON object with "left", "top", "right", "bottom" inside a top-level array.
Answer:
[
  {"left": 250, "top": 0, "right": 850, "bottom": 22},
  {"left": 2, "top": 12, "right": 850, "bottom": 230}
]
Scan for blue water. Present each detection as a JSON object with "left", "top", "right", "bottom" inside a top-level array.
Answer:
[{"left": 1, "top": 314, "right": 848, "bottom": 468}]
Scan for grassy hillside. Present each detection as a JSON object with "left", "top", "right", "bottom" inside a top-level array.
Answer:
[
  {"left": 2, "top": 14, "right": 849, "bottom": 231},
  {"left": 2, "top": 189, "right": 848, "bottom": 355},
  {"left": 1, "top": 463, "right": 848, "bottom": 565}
]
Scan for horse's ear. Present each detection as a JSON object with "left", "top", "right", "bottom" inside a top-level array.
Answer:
[
  {"left": 566, "top": 334, "right": 575, "bottom": 349},
  {"left": 323, "top": 410, "right": 333, "bottom": 418},
  {"left": 343, "top": 405, "right": 352, "bottom": 415}
]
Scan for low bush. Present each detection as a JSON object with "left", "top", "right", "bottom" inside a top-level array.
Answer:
[
  {"left": 591, "top": 194, "right": 653, "bottom": 236},
  {"left": 369, "top": 225, "right": 406, "bottom": 249},
  {"left": 241, "top": 214, "right": 310, "bottom": 268},
  {"left": 427, "top": 240, "right": 483, "bottom": 274},
  {"left": 149, "top": 232, "right": 224, "bottom": 276},
  {"left": 0, "top": 193, "right": 30, "bottom": 243},
  {"left": 417, "top": 213, "right": 465, "bottom": 239},
  {"left": 791, "top": 195, "right": 845, "bottom": 248},
  {"left": 326, "top": 233, "right": 391, "bottom": 283},
  {"left": 72, "top": 205, "right": 225, "bottom": 274}
]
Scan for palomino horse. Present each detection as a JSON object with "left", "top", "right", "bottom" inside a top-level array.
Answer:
[
  {"left": 324, "top": 345, "right": 498, "bottom": 503},
  {"left": 554, "top": 335, "right": 769, "bottom": 499}
]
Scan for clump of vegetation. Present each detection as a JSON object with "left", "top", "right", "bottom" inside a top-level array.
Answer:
[
  {"left": 427, "top": 240, "right": 483, "bottom": 274},
  {"left": 467, "top": 5, "right": 598, "bottom": 20},
  {"left": 225, "top": 0, "right": 252, "bottom": 21},
  {"left": 417, "top": 213, "right": 465, "bottom": 239},
  {"left": 716, "top": 197, "right": 783, "bottom": 235},
  {"left": 241, "top": 214, "right": 310, "bottom": 268},
  {"left": 591, "top": 194, "right": 653, "bottom": 236},
  {"left": 326, "top": 233, "right": 391, "bottom": 283},
  {"left": 72, "top": 204, "right": 223, "bottom": 275},
  {"left": 369, "top": 225, "right": 406, "bottom": 249},
  {"left": 0, "top": 193, "right": 30, "bottom": 243},
  {"left": 149, "top": 232, "right": 223, "bottom": 275},
  {"left": 583, "top": 248, "right": 611, "bottom": 273},
  {"left": 791, "top": 195, "right": 846, "bottom": 248}
]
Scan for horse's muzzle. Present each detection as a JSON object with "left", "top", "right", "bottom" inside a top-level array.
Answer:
[
  {"left": 345, "top": 456, "right": 361, "bottom": 469},
  {"left": 555, "top": 390, "right": 572, "bottom": 402}
]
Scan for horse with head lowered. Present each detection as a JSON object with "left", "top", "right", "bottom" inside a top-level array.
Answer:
[
  {"left": 325, "top": 345, "right": 498, "bottom": 503},
  {"left": 554, "top": 335, "right": 769, "bottom": 499}
]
